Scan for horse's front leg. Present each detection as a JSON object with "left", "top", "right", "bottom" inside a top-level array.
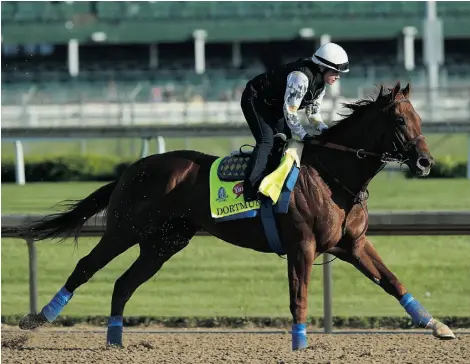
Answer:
[
  {"left": 287, "top": 239, "right": 316, "bottom": 351},
  {"left": 330, "top": 236, "right": 455, "bottom": 339}
]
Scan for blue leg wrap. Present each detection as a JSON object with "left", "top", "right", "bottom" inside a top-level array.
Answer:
[
  {"left": 291, "top": 323, "right": 308, "bottom": 351},
  {"left": 107, "top": 316, "right": 123, "bottom": 346},
  {"left": 41, "top": 286, "right": 73, "bottom": 322},
  {"left": 400, "top": 293, "right": 432, "bottom": 328}
]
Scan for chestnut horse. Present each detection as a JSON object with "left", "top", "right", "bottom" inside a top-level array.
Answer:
[{"left": 15, "top": 82, "right": 456, "bottom": 350}]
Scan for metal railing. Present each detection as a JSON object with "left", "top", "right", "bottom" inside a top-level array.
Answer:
[
  {"left": 2, "top": 211, "right": 470, "bottom": 333},
  {"left": 2, "top": 83, "right": 470, "bottom": 128}
]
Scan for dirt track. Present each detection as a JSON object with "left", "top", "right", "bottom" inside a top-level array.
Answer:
[{"left": 2, "top": 327, "right": 469, "bottom": 364}]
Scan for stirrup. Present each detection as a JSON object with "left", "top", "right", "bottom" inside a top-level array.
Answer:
[{"left": 230, "top": 144, "right": 254, "bottom": 156}]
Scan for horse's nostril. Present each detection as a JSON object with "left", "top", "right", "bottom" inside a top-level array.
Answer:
[{"left": 417, "top": 157, "right": 431, "bottom": 169}]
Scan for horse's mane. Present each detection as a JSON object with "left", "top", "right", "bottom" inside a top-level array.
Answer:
[{"left": 316, "top": 84, "right": 394, "bottom": 141}]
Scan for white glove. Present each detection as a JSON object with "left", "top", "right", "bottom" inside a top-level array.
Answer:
[
  {"left": 316, "top": 122, "right": 329, "bottom": 133},
  {"left": 292, "top": 130, "right": 307, "bottom": 142}
]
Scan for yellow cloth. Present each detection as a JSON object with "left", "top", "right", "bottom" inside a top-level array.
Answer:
[
  {"left": 284, "top": 139, "right": 304, "bottom": 168},
  {"left": 258, "top": 153, "right": 296, "bottom": 204},
  {"left": 210, "top": 157, "right": 260, "bottom": 219}
]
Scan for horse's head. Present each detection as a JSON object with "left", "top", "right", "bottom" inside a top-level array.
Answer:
[
  {"left": 315, "top": 81, "right": 434, "bottom": 177},
  {"left": 380, "top": 82, "right": 434, "bottom": 177}
]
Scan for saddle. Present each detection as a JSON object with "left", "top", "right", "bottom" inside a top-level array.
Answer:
[
  {"left": 217, "top": 133, "right": 288, "bottom": 181},
  {"left": 209, "top": 134, "right": 303, "bottom": 256}
]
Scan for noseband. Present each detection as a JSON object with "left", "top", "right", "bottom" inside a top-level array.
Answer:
[
  {"left": 307, "top": 139, "right": 416, "bottom": 165},
  {"left": 398, "top": 134, "right": 425, "bottom": 151}
]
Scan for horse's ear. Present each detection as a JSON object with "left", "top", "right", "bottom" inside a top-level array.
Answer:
[
  {"left": 392, "top": 81, "right": 401, "bottom": 99},
  {"left": 402, "top": 83, "right": 411, "bottom": 98}
]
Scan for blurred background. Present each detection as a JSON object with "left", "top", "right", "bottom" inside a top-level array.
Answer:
[
  {"left": 1, "top": 0, "right": 470, "bottom": 161},
  {"left": 1, "top": 1, "right": 470, "bottom": 326}
]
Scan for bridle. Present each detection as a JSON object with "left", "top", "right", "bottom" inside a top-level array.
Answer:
[
  {"left": 309, "top": 139, "right": 407, "bottom": 164},
  {"left": 389, "top": 98, "right": 426, "bottom": 164},
  {"left": 305, "top": 97, "right": 425, "bottom": 252},
  {"left": 308, "top": 133, "right": 425, "bottom": 173},
  {"left": 307, "top": 97, "right": 425, "bottom": 197}
]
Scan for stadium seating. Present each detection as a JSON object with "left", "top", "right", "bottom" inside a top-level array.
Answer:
[
  {"left": 4, "top": 41, "right": 469, "bottom": 103},
  {"left": 2, "top": 2, "right": 470, "bottom": 104},
  {"left": 3, "top": 61, "right": 470, "bottom": 105},
  {"left": 2, "top": 2, "right": 470, "bottom": 23}
]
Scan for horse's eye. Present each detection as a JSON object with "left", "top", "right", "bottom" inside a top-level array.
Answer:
[{"left": 396, "top": 117, "right": 405, "bottom": 125}]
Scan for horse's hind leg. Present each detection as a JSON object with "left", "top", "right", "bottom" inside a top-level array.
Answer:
[
  {"left": 19, "top": 232, "right": 135, "bottom": 330},
  {"left": 330, "top": 236, "right": 455, "bottom": 339},
  {"left": 106, "top": 218, "right": 196, "bottom": 347}
]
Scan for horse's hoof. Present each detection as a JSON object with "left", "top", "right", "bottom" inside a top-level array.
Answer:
[
  {"left": 432, "top": 320, "right": 456, "bottom": 340},
  {"left": 19, "top": 313, "right": 48, "bottom": 330}
]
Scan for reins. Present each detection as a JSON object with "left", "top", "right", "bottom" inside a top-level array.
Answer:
[
  {"left": 304, "top": 139, "right": 404, "bottom": 267},
  {"left": 277, "top": 93, "right": 425, "bottom": 266}
]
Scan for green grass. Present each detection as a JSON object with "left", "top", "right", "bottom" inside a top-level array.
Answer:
[
  {"left": 1, "top": 133, "right": 468, "bottom": 160},
  {"left": 1, "top": 137, "right": 255, "bottom": 161},
  {"left": 2, "top": 236, "right": 469, "bottom": 317},
  {"left": 2, "top": 174, "right": 470, "bottom": 214},
  {"left": 1, "top": 168, "right": 469, "bottom": 319}
]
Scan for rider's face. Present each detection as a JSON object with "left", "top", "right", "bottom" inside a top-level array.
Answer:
[{"left": 323, "top": 69, "right": 340, "bottom": 85}]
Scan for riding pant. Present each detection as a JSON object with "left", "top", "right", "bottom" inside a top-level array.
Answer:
[{"left": 241, "top": 85, "right": 291, "bottom": 201}]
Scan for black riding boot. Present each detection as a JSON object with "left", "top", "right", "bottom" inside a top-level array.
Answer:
[
  {"left": 243, "top": 141, "right": 272, "bottom": 201},
  {"left": 240, "top": 85, "right": 275, "bottom": 202}
]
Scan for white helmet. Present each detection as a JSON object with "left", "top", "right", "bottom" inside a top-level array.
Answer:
[{"left": 312, "top": 43, "right": 349, "bottom": 73}]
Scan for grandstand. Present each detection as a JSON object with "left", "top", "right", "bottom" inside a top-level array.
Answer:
[{"left": 1, "top": 1, "right": 470, "bottom": 125}]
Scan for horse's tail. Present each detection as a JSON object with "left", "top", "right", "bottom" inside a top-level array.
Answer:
[{"left": 9, "top": 180, "right": 118, "bottom": 243}]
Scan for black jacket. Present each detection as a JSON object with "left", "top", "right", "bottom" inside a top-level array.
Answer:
[{"left": 247, "top": 58, "right": 325, "bottom": 118}]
